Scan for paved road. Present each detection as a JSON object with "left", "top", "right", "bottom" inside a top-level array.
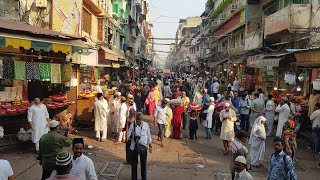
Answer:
[{"left": 2, "top": 115, "right": 320, "bottom": 180}]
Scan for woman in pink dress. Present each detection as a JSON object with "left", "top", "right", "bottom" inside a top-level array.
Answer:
[
  {"left": 172, "top": 103, "right": 185, "bottom": 139},
  {"left": 146, "top": 86, "right": 156, "bottom": 115}
]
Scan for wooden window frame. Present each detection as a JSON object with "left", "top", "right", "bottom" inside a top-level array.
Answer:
[{"left": 82, "top": 8, "right": 92, "bottom": 34}]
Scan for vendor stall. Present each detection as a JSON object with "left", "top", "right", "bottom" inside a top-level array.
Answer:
[{"left": 0, "top": 20, "right": 87, "bottom": 147}]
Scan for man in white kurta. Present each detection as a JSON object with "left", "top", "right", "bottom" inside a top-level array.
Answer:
[
  {"left": 71, "top": 138, "right": 97, "bottom": 180},
  {"left": 275, "top": 98, "right": 291, "bottom": 137},
  {"left": 116, "top": 97, "right": 128, "bottom": 144},
  {"left": 27, "top": 97, "right": 49, "bottom": 152},
  {"left": 93, "top": 93, "right": 109, "bottom": 141},
  {"left": 110, "top": 92, "right": 121, "bottom": 134},
  {"left": 220, "top": 103, "right": 237, "bottom": 155},
  {"left": 203, "top": 97, "right": 215, "bottom": 139}
]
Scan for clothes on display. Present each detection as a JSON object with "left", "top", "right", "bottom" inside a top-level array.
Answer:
[
  {"left": 284, "top": 72, "right": 296, "bottom": 85},
  {"left": 26, "top": 62, "right": 40, "bottom": 80},
  {"left": 39, "top": 63, "right": 51, "bottom": 81},
  {"left": 0, "top": 59, "right": 3, "bottom": 79},
  {"left": 3, "top": 58, "right": 14, "bottom": 79},
  {"left": 14, "top": 61, "right": 26, "bottom": 80},
  {"left": 50, "top": 63, "right": 61, "bottom": 83}
]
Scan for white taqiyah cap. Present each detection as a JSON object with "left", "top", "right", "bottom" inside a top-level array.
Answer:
[
  {"left": 235, "top": 156, "right": 247, "bottom": 164},
  {"left": 49, "top": 120, "right": 60, "bottom": 128},
  {"left": 225, "top": 102, "right": 231, "bottom": 107},
  {"left": 56, "top": 151, "right": 72, "bottom": 166},
  {"left": 209, "top": 97, "right": 215, "bottom": 102}
]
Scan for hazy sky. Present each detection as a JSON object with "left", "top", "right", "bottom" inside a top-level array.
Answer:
[{"left": 148, "top": 0, "right": 207, "bottom": 60}]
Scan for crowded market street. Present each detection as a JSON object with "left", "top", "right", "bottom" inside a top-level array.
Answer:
[
  {"left": 3, "top": 0, "right": 320, "bottom": 180},
  {"left": 3, "top": 114, "right": 320, "bottom": 180}
]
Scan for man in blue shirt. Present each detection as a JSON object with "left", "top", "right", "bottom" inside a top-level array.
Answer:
[
  {"left": 231, "top": 91, "right": 241, "bottom": 113},
  {"left": 268, "top": 137, "right": 297, "bottom": 180}
]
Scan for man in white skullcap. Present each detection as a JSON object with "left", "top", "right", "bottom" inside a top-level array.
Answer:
[
  {"left": 234, "top": 156, "right": 253, "bottom": 180},
  {"left": 202, "top": 97, "right": 215, "bottom": 139},
  {"left": 275, "top": 97, "right": 291, "bottom": 137},
  {"left": 39, "top": 120, "right": 72, "bottom": 180},
  {"left": 220, "top": 103, "right": 237, "bottom": 155},
  {"left": 93, "top": 81, "right": 103, "bottom": 93},
  {"left": 110, "top": 92, "right": 122, "bottom": 134},
  {"left": 47, "top": 151, "right": 79, "bottom": 180}
]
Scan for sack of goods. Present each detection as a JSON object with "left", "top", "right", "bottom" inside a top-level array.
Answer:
[{"left": 170, "top": 99, "right": 183, "bottom": 105}]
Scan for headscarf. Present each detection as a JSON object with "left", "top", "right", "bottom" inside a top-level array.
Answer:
[
  {"left": 216, "top": 94, "right": 222, "bottom": 102},
  {"left": 249, "top": 116, "right": 266, "bottom": 144}
]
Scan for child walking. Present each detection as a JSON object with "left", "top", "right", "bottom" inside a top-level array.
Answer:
[{"left": 188, "top": 103, "right": 202, "bottom": 140}]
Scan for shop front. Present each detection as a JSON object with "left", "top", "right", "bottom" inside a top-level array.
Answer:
[{"left": 0, "top": 21, "right": 87, "bottom": 147}]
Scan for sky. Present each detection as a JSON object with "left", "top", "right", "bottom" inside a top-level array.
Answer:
[{"left": 148, "top": 0, "right": 207, "bottom": 61}]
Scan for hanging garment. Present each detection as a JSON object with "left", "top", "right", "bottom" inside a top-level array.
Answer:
[
  {"left": 26, "top": 62, "right": 40, "bottom": 80},
  {"left": 39, "top": 63, "right": 51, "bottom": 81},
  {"left": 51, "top": 63, "right": 61, "bottom": 83},
  {"left": 61, "top": 62, "right": 72, "bottom": 82},
  {"left": 0, "top": 59, "right": 3, "bottom": 79},
  {"left": 3, "top": 58, "right": 14, "bottom": 79},
  {"left": 14, "top": 61, "right": 26, "bottom": 80}
]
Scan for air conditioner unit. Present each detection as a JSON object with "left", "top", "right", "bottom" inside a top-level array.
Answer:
[
  {"left": 230, "top": 4, "right": 238, "bottom": 11},
  {"left": 121, "top": 19, "right": 129, "bottom": 24},
  {"left": 212, "top": 20, "right": 219, "bottom": 27},
  {"left": 35, "top": 0, "right": 47, "bottom": 8},
  {"left": 220, "top": 13, "right": 227, "bottom": 20}
]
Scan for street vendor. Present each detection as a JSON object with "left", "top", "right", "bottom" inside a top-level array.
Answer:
[
  {"left": 189, "top": 103, "right": 202, "bottom": 140},
  {"left": 27, "top": 97, "right": 50, "bottom": 153}
]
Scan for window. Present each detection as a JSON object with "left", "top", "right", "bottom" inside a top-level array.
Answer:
[
  {"left": 82, "top": 8, "right": 92, "bottom": 34},
  {"left": 98, "top": 18, "right": 104, "bottom": 41}
]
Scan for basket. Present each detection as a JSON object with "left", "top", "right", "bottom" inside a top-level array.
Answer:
[{"left": 189, "top": 103, "right": 202, "bottom": 111}]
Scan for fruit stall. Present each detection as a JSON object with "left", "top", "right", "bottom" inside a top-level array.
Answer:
[{"left": 76, "top": 90, "right": 97, "bottom": 126}]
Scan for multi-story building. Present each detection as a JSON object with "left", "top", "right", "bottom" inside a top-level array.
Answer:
[{"left": 171, "top": 16, "right": 202, "bottom": 72}]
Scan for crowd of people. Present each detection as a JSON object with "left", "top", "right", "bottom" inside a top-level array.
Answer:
[{"left": 3, "top": 73, "right": 320, "bottom": 180}]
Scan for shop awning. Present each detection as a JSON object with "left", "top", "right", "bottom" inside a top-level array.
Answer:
[
  {"left": 114, "top": 47, "right": 125, "bottom": 60},
  {"left": 112, "top": 62, "right": 120, "bottom": 68},
  {"left": 247, "top": 52, "right": 291, "bottom": 68},
  {"left": 100, "top": 46, "right": 118, "bottom": 61},
  {"left": 214, "top": 58, "right": 228, "bottom": 66},
  {"left": 0, "top": 32, "right": 88, "bottom": 53},
  {"left": 294, "top": 49, "right": 320, "bottom": 67}
]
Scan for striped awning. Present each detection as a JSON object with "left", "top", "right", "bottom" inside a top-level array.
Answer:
[{"left": 0, "top": 32, "right": 88, "bottom": 54}]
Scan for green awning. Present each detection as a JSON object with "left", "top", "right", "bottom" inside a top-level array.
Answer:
[
  {"left": 0, "top": 37, "right": 5, "bottom": 47},
  {"left": 31, "top": 41, "right": 52, "bottom": 51}
]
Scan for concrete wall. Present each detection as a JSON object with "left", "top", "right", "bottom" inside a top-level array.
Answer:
[{"left": 0, "top": 0, "right": 51, "bottom": 29}]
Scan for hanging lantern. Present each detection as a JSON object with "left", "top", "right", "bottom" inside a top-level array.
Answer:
[
  {"left": 298, "top": 73, "right": 304, "bottom": 82},
  {"left": 297, "top": 86, "right": 302, "bottom": 92}
]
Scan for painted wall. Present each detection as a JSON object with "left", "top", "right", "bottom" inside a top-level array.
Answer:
[
  {"left": 0, "top": 0, "right": 51, "bottom": 29},
  {"left": 214, "top": 11, "right": 242, "bottom": 36},
  {"left": 52, "top": 0, "right": 82, "bottom": 36}
]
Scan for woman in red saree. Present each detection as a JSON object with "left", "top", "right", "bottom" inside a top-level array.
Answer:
[
  {"left": 172, "top": 103, "right": 184, "bottom": 139},
  {"left": 146, "top": 86, "right": 156, "bottom": 115}
]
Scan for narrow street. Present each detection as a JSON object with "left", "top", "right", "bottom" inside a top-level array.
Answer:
[{"left": 3, "top": 115, "right": 320, "bottom": 180}]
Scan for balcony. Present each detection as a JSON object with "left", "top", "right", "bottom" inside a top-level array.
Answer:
[{"left": 264, "top": 4, "right": 313, "bottom": 37}]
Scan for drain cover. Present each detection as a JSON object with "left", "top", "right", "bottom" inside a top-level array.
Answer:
[{"left": 98, "top": 162, "right": 123, "bottom": 180}]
